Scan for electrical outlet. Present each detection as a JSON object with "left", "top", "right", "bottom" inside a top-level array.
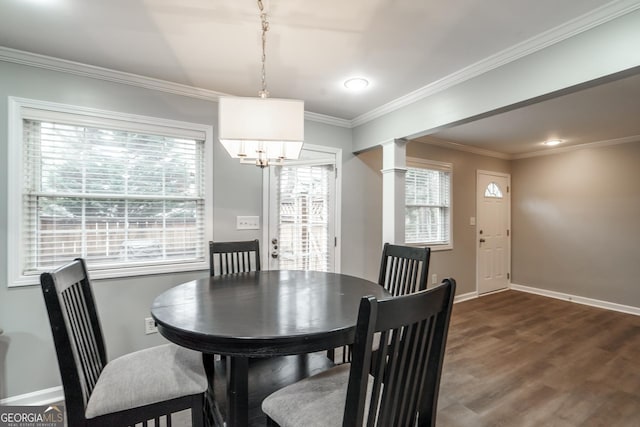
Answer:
[
  {"left": 144, "top": 317, "right": 158, "bottom": 335},
  {"left": 431, "top": 273, "right": 438, "bottom": 285}
]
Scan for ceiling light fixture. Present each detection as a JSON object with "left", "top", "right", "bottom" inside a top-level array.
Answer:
[
  {"left": 544, "top": 139, "right": 563, "bottom": 146},
  {"left": 344, "top": 77, "right": 369, "bottom": 90},
  {"left": 218, "top": 0, "right": 304, "bottom": 168}
]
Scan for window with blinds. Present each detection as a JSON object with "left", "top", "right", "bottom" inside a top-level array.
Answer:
[
  {"left": 8, "top": 99, "right": 211, "bottom": 285},
  {"left": 274, "top": 163, "right": 334, "bottom": 272},
  {"left": 405, "top": 159, "right": 452, "bottom": 247}
]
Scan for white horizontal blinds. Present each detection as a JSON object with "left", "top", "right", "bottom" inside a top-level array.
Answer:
[
  {"left": 22, "top": 118, "right": 205, "bottom": 275},
  {"left": 275, "top": 164, "right": 333, "bottom": 272},
  {"left": 405, "top": 163, "right": 451, "bottom": 244}
]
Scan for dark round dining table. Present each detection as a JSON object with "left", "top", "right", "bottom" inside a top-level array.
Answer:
[{"left": 151, "top": 270, "right": 389, "bottom": 427}]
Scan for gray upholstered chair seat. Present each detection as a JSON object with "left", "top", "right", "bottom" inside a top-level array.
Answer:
[
  {"left": 86, "top": 344, "right": 207, "bottom": 419},
  {"left": 262, "top": 364, "right": 373, "bottom": 427}
]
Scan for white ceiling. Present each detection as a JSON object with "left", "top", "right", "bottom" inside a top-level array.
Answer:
[{"left": 1, "top": 0, "right": 639, "bottom": 155}]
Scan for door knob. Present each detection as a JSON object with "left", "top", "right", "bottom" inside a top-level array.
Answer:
[
  {"left": 479, "top": 238, "right": 486, "bottom": 243},
  {"left": 271, "top": 251, "right": 278, "bottom": 259}
]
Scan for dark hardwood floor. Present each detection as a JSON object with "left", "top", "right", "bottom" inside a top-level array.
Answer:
[{"left": 437, "top": 290, "right": 640, "bottom": 427}]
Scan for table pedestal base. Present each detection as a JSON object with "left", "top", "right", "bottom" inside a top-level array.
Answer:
[{"left": 207, "top": 353, "right": 334, "bottom": 427}]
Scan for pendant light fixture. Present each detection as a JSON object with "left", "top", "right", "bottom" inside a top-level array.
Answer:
[{"left": 218, "top": 0, "right": 304, "bottom": 168}]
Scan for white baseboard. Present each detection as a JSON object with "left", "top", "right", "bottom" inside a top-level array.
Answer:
[
  {"left": 510, "top": 283, "right": 640, "bottom": 316},
  {"left": 0, "top": 386, "right": 63, "bottom": 406},
  {"left": 454, "top": 291, "right": 478, "bottom": 304},
  {"left": 454, "top": 287, "right": 513, "bottom": 304}
]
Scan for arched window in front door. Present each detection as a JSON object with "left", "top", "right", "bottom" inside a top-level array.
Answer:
[{"left": 484, "top": 182, "right": 503, "bottom": 198}]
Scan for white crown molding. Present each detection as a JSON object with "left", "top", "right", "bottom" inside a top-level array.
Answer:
[
  {"left": 351, "top": 0, "right": 640, "bottom": 128},
  {"left": 511, "top": 283, "right": 640, "bottom": 316},
  {"left": 0, "top": 46, "right": 227, "bottom": 101},
  {"left": 417, "top": 134, "right": 640, "bottom": 160},
  {"left": 511, "top": 134, "right": 640, "bottom": 159},
  {"left": 304, "top": 111, "right": 351, "bottom": 128},
  {"left": 416, "top": 136, "right": 511, "bottom": 160},
  {"left": 0, "top": 46, "right": 349, "bottom": 127}
]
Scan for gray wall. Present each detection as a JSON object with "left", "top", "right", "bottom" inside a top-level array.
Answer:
[
  {"left": 351, "top": 148, "right": 384, "bottom": 282},
  {"left": 304, "top": 121, "right": 381, "bottom": 281},
  {"left": 0, "top": 61, "right": 362, "bottom": 399},
  {"left": 511, "top": 141, "right": 640, "bottom": 307}
]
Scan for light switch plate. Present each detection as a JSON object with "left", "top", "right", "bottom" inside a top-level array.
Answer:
[{"left": 237, "top": 216, "right": 260, "bottom": 230}]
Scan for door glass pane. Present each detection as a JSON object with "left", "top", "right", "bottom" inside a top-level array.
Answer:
[
  {"left": 484, "top": 182, "right": 503, "bottom": 198},
  {"left": 275, "top": 164, "right": 333, "bottom": 272}
]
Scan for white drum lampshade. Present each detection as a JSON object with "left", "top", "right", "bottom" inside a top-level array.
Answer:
[{"left": 218, "top": 96, "right": 304, "bottom": 166}]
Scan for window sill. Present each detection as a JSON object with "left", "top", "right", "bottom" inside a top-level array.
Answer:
[
  {"left": 405, "top": 243, "right": 453, "bottom": 252},
  {"left": 9, "top": 261, "right": 209, "bottom": 288}
]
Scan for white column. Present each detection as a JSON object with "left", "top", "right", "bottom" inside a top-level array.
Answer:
[{"left": 381, "top": 139, "right": 407, "bottom": 245}]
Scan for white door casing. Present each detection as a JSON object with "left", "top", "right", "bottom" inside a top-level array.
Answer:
[
  {"left": 262, "top": 144, "right": 341, "bottom": 272},
  {"left": 476, "top": 170, "right": 510, "bottom": 294}
]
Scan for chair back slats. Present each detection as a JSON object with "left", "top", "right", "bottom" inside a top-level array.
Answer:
[
  {"left": 40, "top": 258, "right": 107, "bottom": 419},
  {"left": 407, "top": 319, "right": 436, "bottom": 423},
  {"left": 209, "top": 240, "right": 261, "bottom": 276},
  {"left": 345, "top": 278, "right": 455, "bottom": 427},
  {"left": 378, "top": 243, "right": 431, "bottom": 296},
  {"left": 61, "top": 283, "right": 104, "bottom": 399}
]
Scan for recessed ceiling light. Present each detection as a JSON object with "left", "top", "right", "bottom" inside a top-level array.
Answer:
[
  {"left": 344, "top": 78, "right": 369, "bottom": 90},
  {"left": 544, "top": 139, "right": 563, "bottom": 146}
]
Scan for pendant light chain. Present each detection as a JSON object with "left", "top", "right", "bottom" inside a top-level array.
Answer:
[
  {"left": 258, "top": 0, "right": 270, "bottom": 99},
  {"left": 218, "top": 0, "right": 304, "bottom": 169}
]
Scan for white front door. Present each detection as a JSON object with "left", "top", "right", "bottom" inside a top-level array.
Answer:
[
  {"left": 476, "top": 171, "right": 510, "bottom": 294},
  {"left": 263, "top": 145, "right": 341, "bottom": 272}
]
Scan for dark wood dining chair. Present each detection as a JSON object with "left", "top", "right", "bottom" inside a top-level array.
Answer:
[
  {"left": 330, "top": 243, "right": 431, "bottom": 363},
  {"left": 40, "top": 258, "right": 207, "bottom": 427},
  {"left": 209, "top": 239, "right": 261, "bottom": 276},
  {"left": 378, "top": 242, "right": 431, "bottom": 296},
  {"left": 262, "top": 278, "right": 456, "bottom": 427}
]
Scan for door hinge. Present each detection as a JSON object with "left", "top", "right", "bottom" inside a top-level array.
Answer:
[
  {"left": 507, "top": 229, "right": 510, "bottom": 236},
  {"left": 507, "top": 185, "right": 510, "bottom": 193},
  {"left": 507, "top": 272, "right": 510, "bottom": 280},
  {"left": 334, "top": 236, "right": 337, "bottom": 247},
  {"left": 335, "top": 167, "right": 338, "bottom": 178}
]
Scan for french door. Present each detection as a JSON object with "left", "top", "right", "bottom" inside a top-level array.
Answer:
[{"left": 263, "top": 145, "right": 341, "bottom": 272}]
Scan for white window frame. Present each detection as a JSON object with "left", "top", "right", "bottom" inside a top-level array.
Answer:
[
  {"left": 405, "top": 157, "right": 453, "bottom": 251},
  {"left": 7, "top": 97, "right": 214, "bottom": 287}
]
